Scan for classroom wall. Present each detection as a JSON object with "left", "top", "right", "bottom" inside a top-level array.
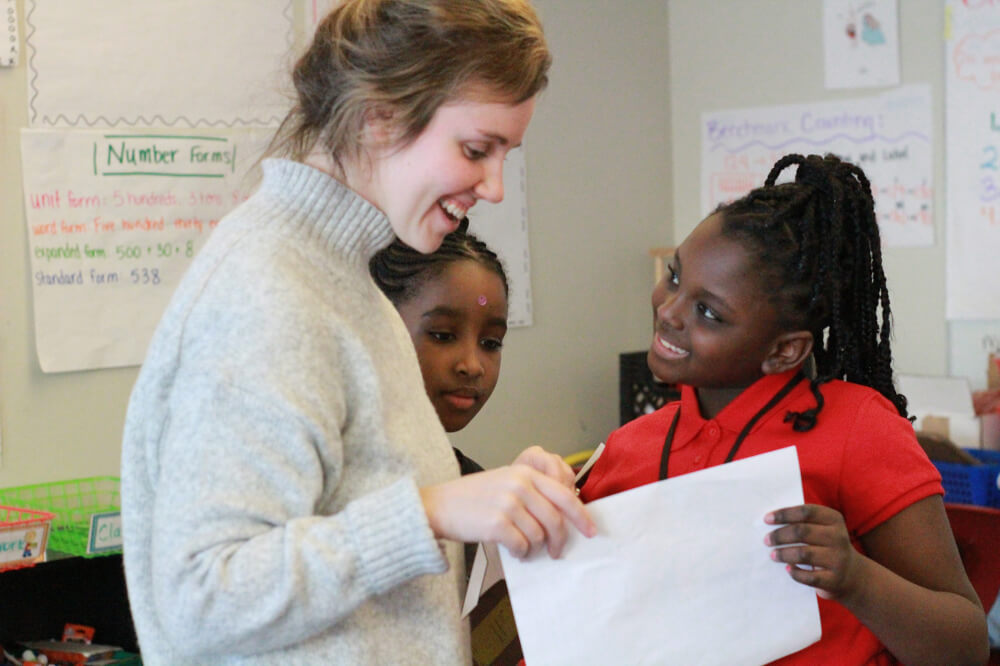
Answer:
[
  {"left": 667, "top": 0, "right": 949, "bottom": 382},
  {"left": 0, "top": 0, "right": 671, "bottom": 484}
]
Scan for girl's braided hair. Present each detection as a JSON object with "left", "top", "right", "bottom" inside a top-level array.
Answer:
[
  {"left": 718, "top": 153, "right": 906, "bottom": 430},
  {"left": 369, "top": 218, "right": 509, "bottom": 306}
]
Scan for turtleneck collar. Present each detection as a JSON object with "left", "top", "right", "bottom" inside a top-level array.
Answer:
[{"left": 256, "top": 158, "right": 396, "bottom": 262}]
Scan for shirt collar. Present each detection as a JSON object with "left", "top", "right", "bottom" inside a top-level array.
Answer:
[{"left": 674, "top": 369, "right": 805, "bottom": 448}]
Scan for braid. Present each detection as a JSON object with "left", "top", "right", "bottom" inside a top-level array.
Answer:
[
  {"left": 718, "top": 153, "right": 907, "bottom": 429},
  {"left": 369, "top": 218, "right": 509, "bottom": 306}
]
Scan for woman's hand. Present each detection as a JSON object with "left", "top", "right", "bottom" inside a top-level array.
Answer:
[
  {"left": 420, "top": 465, "right": 596, "bottom": 559},
  {"left": 764, "top": 503, "right": 864, "bottom": 601},
  {"left": 511, "top": 445, "right": 576, "bottom": 489}
]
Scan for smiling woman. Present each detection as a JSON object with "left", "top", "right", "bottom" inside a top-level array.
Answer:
[{"left": 119, "top": 2, "right": 595, "bottom": 664}]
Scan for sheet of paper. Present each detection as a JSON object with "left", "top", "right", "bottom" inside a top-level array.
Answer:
[
  {"left": 823, "top": 0, "right": 900, "bottom": 89},
  {"left": 944, "top": 0, "right": 1000, "bottom": 319},
  {"left": 500, "top": 447, "right": 821, "bottom": 666}
]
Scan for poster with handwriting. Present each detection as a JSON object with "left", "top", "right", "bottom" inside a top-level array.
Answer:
[
  {"left": 20, "top": 129, "right": 273, "bottom": 373},
  {"left": 701, "top": 84, "right": 933, "bottom": 248},
  {"left": 21, "top": 130, "right": 535, "bottom": 372},
  {"left": 945, "top": 0, "right": 1000, "bottom": 320},
  {"left": 25, "top": 1, "right": 292, "bottom": 127}
]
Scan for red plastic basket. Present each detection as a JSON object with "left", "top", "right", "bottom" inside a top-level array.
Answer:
[{"left": 0, "top": 504, "right": 55, "bottom": 571}]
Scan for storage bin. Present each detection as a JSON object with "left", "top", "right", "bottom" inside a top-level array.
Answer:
[
  {"left": 0, "top": 505, "right": 54, "bottom": 570},
  {"left": 0, "top": 477, "right": 121, "bottom": 557},
  {"left": 933, "top": 449, "right": 1000, "bottom": 508}
]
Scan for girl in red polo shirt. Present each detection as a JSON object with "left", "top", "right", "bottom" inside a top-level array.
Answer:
[{"left": 580, "top": 153, "right": 987, "bottom": 665}]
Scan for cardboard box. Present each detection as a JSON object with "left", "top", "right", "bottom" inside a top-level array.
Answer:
[{"left": 898, "top": 374, "right": 981, "bottom": 449}]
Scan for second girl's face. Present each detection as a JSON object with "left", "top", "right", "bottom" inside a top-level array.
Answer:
[
  {"left": 648, "top": 213, "right": 784, "bottom": 392},
  {"left": 361, "top": 94, "right": 536, "bottom": 254},
  {"left": 396, "top": 259, "right": 508, "bottom": 432}
]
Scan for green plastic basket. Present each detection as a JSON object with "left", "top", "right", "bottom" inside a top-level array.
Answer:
[{"left": 0, "top": 477, "right": 120, "bottom": 557}]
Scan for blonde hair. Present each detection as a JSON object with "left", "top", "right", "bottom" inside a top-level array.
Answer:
[{"left": 267, "top": 0, "right": 550, "bottom": 173}]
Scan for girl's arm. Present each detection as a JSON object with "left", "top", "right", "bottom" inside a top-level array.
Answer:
[{"left": 766, "top": 497, "right": 988, "bottom": 666}]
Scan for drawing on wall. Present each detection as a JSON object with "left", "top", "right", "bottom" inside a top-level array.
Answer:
[
  {"left": 24, "top": 1, "right": 293, "bottom": 128},
  {"left": 944, "top": 0, "right": 1000, "bottom": 321},
  {"left": 701, "top": 85, "right": 933, "bottom": 248},
  {"left": 823, "top": 0, "right": 900, "bottom": 89}
]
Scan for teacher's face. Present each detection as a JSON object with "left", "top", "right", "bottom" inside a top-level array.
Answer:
[{"left": 359, "top": 94, "right": 535, "bottom": 254}]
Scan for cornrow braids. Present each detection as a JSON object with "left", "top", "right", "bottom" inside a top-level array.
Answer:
[
  {"left": 717, "top": 153, "right": 907, "bottom": 430},
  {"left": 369, "top": 218, "right": 509, "bottom": 306}
]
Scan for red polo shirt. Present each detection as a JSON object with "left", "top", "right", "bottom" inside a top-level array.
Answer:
[{"left": 581, "top": 369, "right": 943, "bottom": 665}]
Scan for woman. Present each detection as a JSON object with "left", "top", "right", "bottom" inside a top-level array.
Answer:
[{"left": 120, "top": 2, "right": 594, "bottom": 663}]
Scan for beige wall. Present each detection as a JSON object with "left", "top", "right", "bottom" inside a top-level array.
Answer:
[{"left": 0, "top": 0, "right": 672, "bottom": 484}]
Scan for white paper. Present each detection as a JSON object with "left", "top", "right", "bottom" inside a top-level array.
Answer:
[
  {"left": 945, "top": 1, "right": 1000, "bottom": 319},
  {"left": 2, "top": 0, "right": 18, "bottom": 68},
  {"left": 501, "top": 447, "right": 821, "bottom": 666},
  {"left": 898, "top": 374, "right": 980, "bottom": 448},
  {"left": 823, "top": 0, "right": 900, "bottom": 89},
  {"left": 701, "top": 85, "right": 933, "bottom": 248},
  {"left": 20, "top": 128, "right": 273, "bottom": 373},
  {"left": 24, "top": 1, "right": 292, "bottom": 127}
]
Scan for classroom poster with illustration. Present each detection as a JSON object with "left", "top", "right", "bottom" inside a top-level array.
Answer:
[
  {"left": 944, "top": 0, "right": 1000, "bottom": 320},
  {"left": 823, "top": 0, "right": 901, "bottom": 89},
  {"left": 701, "top": 85, "right": 933, "bottom": 248}
]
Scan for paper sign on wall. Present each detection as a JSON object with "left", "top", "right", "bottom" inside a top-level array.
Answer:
[
  {"left": 823, "top": 0, "right": 900, "bottom": 89},
  {"left": 701, "top": 85, "right": 933, "bottom": 248},
  {"left": 944, "top": 1, "right": 1000, "bottom": 320},
  {"left": 20, "top": 128, "right": 273, "bottom": 373},
  {"left": 24, "top": 0, "right": 292, "bottom": 127}
]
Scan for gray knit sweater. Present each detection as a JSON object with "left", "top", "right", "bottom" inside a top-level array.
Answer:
[{"left": 121, "top": 159, "right": 469, "bottom": 665}]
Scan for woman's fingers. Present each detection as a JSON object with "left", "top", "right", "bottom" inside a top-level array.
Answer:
[
  {"left": 512, "top": 445, "right": 576, "bottom": 488},
  {"left": 420, "top": 465, "right": 596, "bottom": 560}
]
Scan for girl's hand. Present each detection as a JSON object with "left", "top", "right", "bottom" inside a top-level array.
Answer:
[
  {"left": 420, "top": 465, "right": 597, "bottom": 560},
  {"left": 511, "top": 445, "right": 576, "bottom": 489},
  {"left": 764, "top": 503, "right": 864, "bottom": 601}
]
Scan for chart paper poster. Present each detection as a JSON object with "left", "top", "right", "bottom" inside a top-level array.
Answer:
[
  {"left": 20, "top": 128, "right": 273, "bottom": 373},
  {"left": 24, "top": 1, "right": 292, "bottom": 127},
  {"left": 823, "top": 0, "right": 900, "bottom": 89},
  {"left": 701, "top": 85, "right": 933, "bottom": 248},
  {"left": 945, "top": 1, "right": 1000, "bottom": 320}
]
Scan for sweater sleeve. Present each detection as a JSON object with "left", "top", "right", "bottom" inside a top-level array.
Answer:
[{"left": 149, "top": 376, "right": 447, "bottom": 656}]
